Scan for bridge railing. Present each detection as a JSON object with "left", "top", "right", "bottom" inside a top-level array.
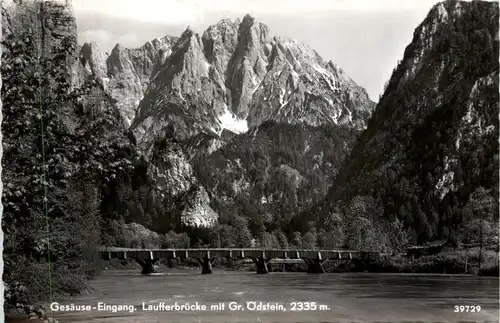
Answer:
[
  {"left": 99, "top": 247, "right": 368, "bottom": 253},
  {"left": 99, "top": 247, "right": 379, "bottom": 261}
]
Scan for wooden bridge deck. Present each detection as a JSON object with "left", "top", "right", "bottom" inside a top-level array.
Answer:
[{"left": 100, "top": 247, "right": 378, "bottom": 261}]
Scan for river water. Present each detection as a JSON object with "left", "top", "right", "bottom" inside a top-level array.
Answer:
[{"left": 51, "top": 268, "right": 499, "bottom": 323}]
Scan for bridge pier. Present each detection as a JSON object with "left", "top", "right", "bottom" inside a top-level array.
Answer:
[
  {"left": 101, "top": 248, "right": 373, "bottom": 275},
  {"left": 252, "top": 257, "right": 270, "bottom": 274},
  {"left": 135, "top": 258, "right": 159, "bottom": 275},
  {"left": 303, "top": 258, "right": 325, "bottom": 274},
  {"left": 196, "top": 255, "right": 216, "bottom": 274}
]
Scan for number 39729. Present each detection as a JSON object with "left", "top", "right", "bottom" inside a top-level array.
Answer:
[{"left": 454, "top": 305, "right": 481, "bottom": 313}]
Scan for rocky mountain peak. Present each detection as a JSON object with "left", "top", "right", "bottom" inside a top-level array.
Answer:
[
  {"left": 179, "top": 25, "right": 195, "bottom": 41},
  {"left": 241, "top": 13, "right": 255, "bottom": 25},
  {"left": 178, "top": 28, "right": 204, "bottom": 54},
  {"left": 210, "top": 17, "right": 240, "bottom": 32},
  {"left": 76, "top": 34, "right": 178, "bottom": 126},
  {"left": 394, "top": 1, "right": 451, "bottom": 88},
  {"left": 79, "top": 41, "right": 107, "bottom": 80},
  {"left": 77, "top": 14, "right": 374, "bottom": 151},
  {"left": 107, "top": 43, "right": 129, "bottom": 73},
  {"left": 238, "top": 13, "right": 269, "bottom": 35},
  {"left": 146, "top": 35, "right": 178, "bottom": 51},
  {"left": 202, "top": 18, "right": 240, "bottom": 73},
  {"left": 395, "top": 1, "right": 498, "bottom": 93}
]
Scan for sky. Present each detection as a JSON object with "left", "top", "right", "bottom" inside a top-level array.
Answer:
[{"left": 72, "top": 0, "right": 444, "bottom": 101}]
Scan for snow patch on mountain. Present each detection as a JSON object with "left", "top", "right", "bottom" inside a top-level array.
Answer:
[{"left": 218, "top": 104, "right": 249, "bottom": 134}]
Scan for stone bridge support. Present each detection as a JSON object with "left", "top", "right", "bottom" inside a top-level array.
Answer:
[
  {"left": 252, "top": 257, "right": 271, "bottom": 274},
  {"left": 101, "top": 248, "right": 373, "bottom": 275},
  {"left": 303, "top": 257, "right": 326, "bottom": 273},
  {"left": 197, "top": 254, "right": 217, "bottom": 274},
  {"left": 135, "top": 258, "right": 159, "bottom": 275}
]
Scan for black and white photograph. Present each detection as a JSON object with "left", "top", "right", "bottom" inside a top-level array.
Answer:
[{"left": 2, "top": 0, "right": 499, "bottom": 322}]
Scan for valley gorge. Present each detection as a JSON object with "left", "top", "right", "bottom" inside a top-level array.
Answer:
[{"left": 1, "top": 0, "right": 498, "bottom": 311}]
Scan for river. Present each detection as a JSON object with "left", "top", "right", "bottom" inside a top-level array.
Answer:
[{"left": 50, "top": 268, "right": 499, "bottom": 323}]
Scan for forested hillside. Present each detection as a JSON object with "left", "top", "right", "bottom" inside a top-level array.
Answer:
[
  {"left": 312, "top": 0, "right": 499, "bottom": 250},
  {"left": 192, "top": 121, "right": 360, "bottom": 247}
]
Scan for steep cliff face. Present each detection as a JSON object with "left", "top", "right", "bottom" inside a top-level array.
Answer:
[
  {"left": 318, "top": 1, "right": 499, "bottom": 244},
  {"left": 131, "top": 27, "right": 229, "bottom": 149},
  {"left": 80, "top": 41, "right": 107, "bottom": 79},
  {"left": 146, "top": 134, "right": 222, "bottom": 228},
  {"left": 106, "top": 36, "right": 178, "bottom": 125},
  {"left": 78, "top": 35, "right": 178, "bottom": 126},
  {"left": 129, "top": 14, "right": 375, "bottom": 150},
  {"left": 246, "top": 38, "right": 372, "bottom": 130}
]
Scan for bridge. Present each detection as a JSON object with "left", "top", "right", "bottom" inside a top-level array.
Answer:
[{"left": 100, "top": 247, "right": 379, "bottom": 275}]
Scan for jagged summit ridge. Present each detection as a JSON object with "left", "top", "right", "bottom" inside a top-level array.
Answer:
[
  {"left": 77, "top": 14, "right": 373, "bottom": 149},
  {"left": 78, "top": 35, "right": 178, "bottom": 125},
  {"left": 117, "top": 14, "right": 375, "bottom": 150}
]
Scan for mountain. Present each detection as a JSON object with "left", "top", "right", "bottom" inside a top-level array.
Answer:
[
  {"left": 75, "top": 14, "right": 375, "bottom": 228},
  {"left": 79, "top": 35, "right": 178, "bottom": 126},
  {"left": 130, "top": 15, "right": 374, "bottom": 150},
  {"left": 312, "top": 0, "right": 499, "bottom": 248},
  {"left": 79, "top": 15, "right": 374, "bottom": 151}
]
